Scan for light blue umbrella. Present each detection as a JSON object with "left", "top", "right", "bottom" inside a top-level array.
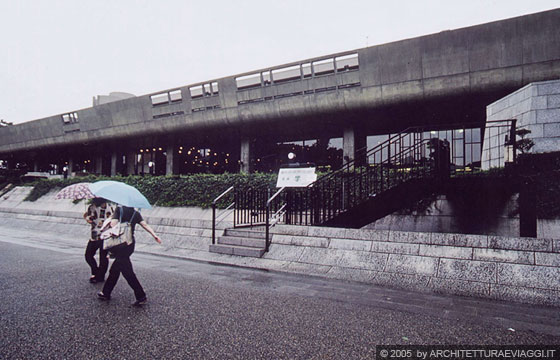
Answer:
[{"left": 89, "top": 181, "right": 152, "bottom": 209}]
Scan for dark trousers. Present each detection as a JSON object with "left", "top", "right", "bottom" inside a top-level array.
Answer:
[
  {"left": 85, "top": 240, "right": 108, "bottom": 280},
  {"left": 102, "top": 243, "right": 146, "bottom": 300}
]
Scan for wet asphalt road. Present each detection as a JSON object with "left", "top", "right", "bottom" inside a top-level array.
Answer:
[{"left": 1, "top": 239, "right": 560, "bottom": 360}]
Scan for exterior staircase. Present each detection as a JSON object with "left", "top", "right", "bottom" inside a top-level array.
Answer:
[
  {"left": 209, "top": 228, "right": 266, "bottom": 258},
  {"left": 210, "top": 122, "right": 517, "bottom": 257}
]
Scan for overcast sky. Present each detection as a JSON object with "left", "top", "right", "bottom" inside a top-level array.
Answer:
[{"left": 1, "top": 0, "right": 558, "bottom": 125}]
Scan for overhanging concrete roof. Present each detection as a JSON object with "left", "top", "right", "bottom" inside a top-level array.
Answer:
[{"left": 1, "top": 8, "right": 559, "bottom": 155}]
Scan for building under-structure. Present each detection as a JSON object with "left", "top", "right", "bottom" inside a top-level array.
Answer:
[{"left": 0, "top": 9, "right": 559, "bottom": 179}]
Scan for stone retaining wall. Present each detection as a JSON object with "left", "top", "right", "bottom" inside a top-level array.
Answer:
[
  {"left": 1, "top": 186, "right": 559, "bottom": 306},
  {"left": 267, "top": 225, "right": 560, "bottom": 306}
]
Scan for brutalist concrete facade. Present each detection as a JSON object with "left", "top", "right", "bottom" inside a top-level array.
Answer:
[{"left": 0, "top": 9, "right": 559, "bottom": 175}]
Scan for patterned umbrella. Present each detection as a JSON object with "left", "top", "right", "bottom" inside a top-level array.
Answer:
[{"left": 54, "top": 182, "right": 95, "bottom": 200}]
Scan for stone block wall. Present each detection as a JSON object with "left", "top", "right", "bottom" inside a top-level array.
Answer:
[
  {"left": 483, "top": 79, "right": 560, "bottom": 169},
  {"left": 268, "top": 225, "right": 560, "bottom": 306}
]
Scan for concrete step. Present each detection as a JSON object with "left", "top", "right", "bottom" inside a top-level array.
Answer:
[
  {"left": 224, "top": 228, "right": 266, "bottom": 239},
  {"left": 209, "top": 244, "right": 265, "bottom": 258},
  {"left": 217, "top": 235, "right": 266, "bottom": 248}
]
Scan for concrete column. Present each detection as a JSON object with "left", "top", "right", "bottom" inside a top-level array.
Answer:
[
  {"left": 126, "top": 151, "right": 136, "bottom": 175},
  {"left": 240, "top": 138, "right": 251, "bottom": 173},
  {"left": 68, "top": 158, "right": 74, "bottom": 175},
  {"left": 33, "top": 161, "right": 39, "bottom": 172},
  {"left": 95, "top": 156, "right": 103, "bottom": 175},
  {"left": 110, "top": 152, "right": 117, "bottom": 177},
  {"left": 166, "top": 145, "right": 174, "bottom": 175},
  {"left": 343, "top": 127, "right": 367, "bottom": 167}
]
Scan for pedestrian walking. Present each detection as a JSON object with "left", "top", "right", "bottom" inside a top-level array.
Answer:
[
  {"left": 83, "top": 197, "right": 114, "bottom": 283},
  {"left": 97, "top": 206, "right": 162, "bottom": 306}
]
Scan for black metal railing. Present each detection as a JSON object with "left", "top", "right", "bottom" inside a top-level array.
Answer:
[
  {"left": 265, "top": 187, "right": 287, "bottom": 252},
  {"left": 234, "top": 187, "right": 270, "bottom": 227},
  {"left": 284, "top": 134, "right": 436, "bottom": 227},
  {"left": 211, "top": 186, "right": 234, "bottom": 244}
]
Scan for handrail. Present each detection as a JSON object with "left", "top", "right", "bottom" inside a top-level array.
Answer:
[
  {"left": 265, "top": 187, "right": 286, "bottom": 252},
  {"left": 213, "top": 186, "right": 234, "bottom": 204},
  {"left": 211, "top": 186, "right": 234, "bottom": 244},
  {"left": 266, "top": 187, "right": 286, "bottom": 207}
]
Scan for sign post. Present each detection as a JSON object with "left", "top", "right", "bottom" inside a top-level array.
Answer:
[{"left": 276, "top": 167, "right": 317, "bottom": 188}]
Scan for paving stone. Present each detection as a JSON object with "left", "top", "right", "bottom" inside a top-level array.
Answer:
[
  {"left": 473, "top": 248, "right": 534, "bottom": 265},
  {"left": 370, "top": 241, "right": 420, "bottom": 255},
  {"left": 264, "top": 243, "right": 304, "bottom": 262},
  {"left": 329, "top": 238, "right": 371, "bottom": 251},
  {"left": 438, "top": 258, "right": 497, "bottom": 283},
  {"left": 419, "top": 244, "right": 473, "bottom": 260},
  {"left": 497, "top": 263, "right": 560, "bottom": 290},
  {"left": 307, "top": 226, "right": 347, "bottom": 239},
  {"left": 385, "top": 254, "right": 438, "bottom": 276},
  {"left": 337, "top": 250, "right": 388, "bottom": 271},
  {"left": 488, "top": 235, "right": 552, "bottom": 252}
]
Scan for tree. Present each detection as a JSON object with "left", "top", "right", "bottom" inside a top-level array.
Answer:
[{"left": 515, "top": 128, "right": 535, "bottom": 155}]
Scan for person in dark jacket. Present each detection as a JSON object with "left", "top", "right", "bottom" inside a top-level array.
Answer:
[
  {"left": 96, "top": 206, "right": 162, "bottom": 306},
  {"left": 83, "top": 198, "right": 114, "bottom": 283}
]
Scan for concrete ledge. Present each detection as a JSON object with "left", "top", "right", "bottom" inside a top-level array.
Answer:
[
  {"left": 370, "top": 241, "right": 420, "bottom": 255},
  {"left": 488, "top": 236, "right": 552, "bottom": 252},
  {"left": 419, "top": 244, "right": 473, "bottom": 260},
  {"left": 329, "top": 238, "right": 371, "bottom": 251},
  {"left": 473, "top": 248, "right": 534, "bottom": 265}
]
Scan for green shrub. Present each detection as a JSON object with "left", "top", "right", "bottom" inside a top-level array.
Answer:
[{"left": 24, "top": 173, "right": 277, "bottom": 208}]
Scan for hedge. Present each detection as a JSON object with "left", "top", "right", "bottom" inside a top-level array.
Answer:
[{"left": 24, "top": 173, "right": 278, "bottom": 208}]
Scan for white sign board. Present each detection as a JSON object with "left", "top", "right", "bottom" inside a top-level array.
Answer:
[{"left": 276, "top": 167, "right": 317, "bottom": 188}]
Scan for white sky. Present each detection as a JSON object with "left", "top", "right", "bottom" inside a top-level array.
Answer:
[{"left": 1, "top": 0, "right": 558, "bottom": 125}]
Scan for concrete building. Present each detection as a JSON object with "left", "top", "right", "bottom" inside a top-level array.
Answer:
[{"left": 0, "top": 9, "right": 559, "bottom": 177}]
